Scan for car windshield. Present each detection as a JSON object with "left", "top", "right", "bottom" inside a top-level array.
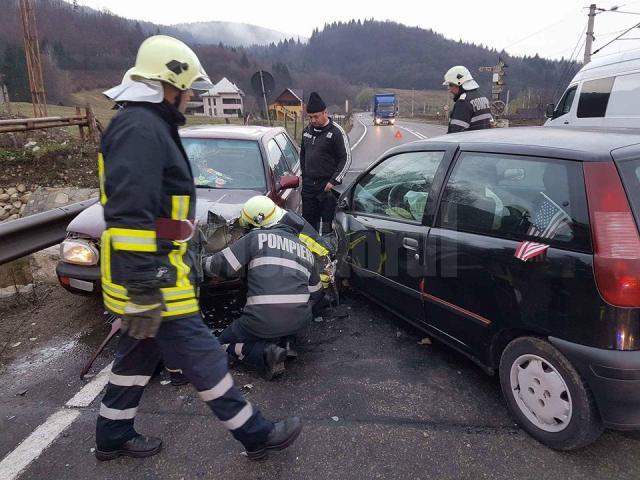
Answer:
[
  {"left": 378, "top": 104, "right": 395, "bottom": 113},
  {"left": 182, "top": 138, "right": 266, "bottom": 190}
]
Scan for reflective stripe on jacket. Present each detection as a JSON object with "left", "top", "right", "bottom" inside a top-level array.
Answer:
[
  {"left": 448, "top": 89, "right": 493, "bottom": 133},
  {"left": 99, "top": 102, "right": 200, "bottom": 319},
  {"left": 205, "top": 223, "right": 321, "bottom": 338}
]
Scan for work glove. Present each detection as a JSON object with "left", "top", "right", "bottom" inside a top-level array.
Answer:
[
  {"left": 121, "top": 288, "right": 165, "bottom": 340},
  {"left": 201, "top": 255, "right": 213, "bottom": 277}
]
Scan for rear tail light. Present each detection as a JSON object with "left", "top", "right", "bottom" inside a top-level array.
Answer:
[{"left": 584, "top": 162, "right": 640, "bottom": 307}]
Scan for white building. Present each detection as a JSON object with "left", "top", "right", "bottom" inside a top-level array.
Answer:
[{"left": 199, "top": 77, "right": 244, "bottom": 118}]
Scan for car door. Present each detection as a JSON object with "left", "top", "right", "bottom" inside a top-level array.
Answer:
[
  {"left": 265, "top": 136, "right": 299, "bottom": 209},
  {"left": 424, "top": 150, "right": 592, "bottom": 361},
  {"left": 274, "top": 132, "right": 302, "bottom": 211},
  {"left": 546, "top": 85, "right": 577, "bottom": 126},
  {"left": 341, "top": 149, "right": 450, "bottom": 323}
]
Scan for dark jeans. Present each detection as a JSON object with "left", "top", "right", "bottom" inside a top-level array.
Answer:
[
  {"left": 302, "top": 184, "right": 337, "bottom": 234},
  {"left": 96, "top": 314, "right": 273, "bottom": 451}
]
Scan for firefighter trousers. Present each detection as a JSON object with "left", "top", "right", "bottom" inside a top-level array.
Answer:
[
  {"left": 96, "top": 314, "right": 273, "bottom": 451},
  {"left": 219, "top": 320, "right": 269, "bottom": 370}
]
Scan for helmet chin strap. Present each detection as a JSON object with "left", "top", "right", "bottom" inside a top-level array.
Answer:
[{"left": 172, "top": 89, "right": 185, "bottom": 109}]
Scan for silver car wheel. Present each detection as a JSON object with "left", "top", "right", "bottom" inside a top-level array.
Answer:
[{"left": 509, "top": 354, "right": 572, "bottom": 432}]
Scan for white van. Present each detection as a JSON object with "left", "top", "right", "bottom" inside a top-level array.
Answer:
[{"left": 545, "top": 48, "right": 640, "bottom": 128}]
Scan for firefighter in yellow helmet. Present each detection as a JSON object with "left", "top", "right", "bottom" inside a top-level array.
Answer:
[
  {"left": 202, "top": 195, "right": 327, "bottom": 379},
  {"left": 95, "top": 36, "right": 301, "bottom": 462}
]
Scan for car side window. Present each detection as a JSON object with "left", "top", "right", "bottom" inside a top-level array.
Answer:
[
  {"left": 274, "top": 133, "right": 299, "bottom": 169},
  {"left": 606, "top": 72, "right": 640, "bottom": 117},
  {"left": 437, "top": 153, "right": 591, "bottom": 251},
  {"left": 352, "top": 151, "right": 445, "bottom": 222},
  {"left": 266, "top": 138, "right": 292, "bottom": 181},
  {"left": 554, "top": 86, "right": 577, "bottom": 118},
  {"left": 577, "top": 77, "right": 614, "bottom": 118}
]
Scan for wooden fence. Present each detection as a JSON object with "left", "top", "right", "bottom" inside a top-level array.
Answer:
[{"left": 0, "top": 106, "right": 101, "bottom": 143}]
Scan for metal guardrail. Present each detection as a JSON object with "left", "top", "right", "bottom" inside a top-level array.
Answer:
[{"left": 0, "top": 198, "right": 98, "bottom": 265}]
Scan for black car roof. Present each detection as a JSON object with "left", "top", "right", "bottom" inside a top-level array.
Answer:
[{"left": 396, "top": 126, "right": 640, "bottom": 162}]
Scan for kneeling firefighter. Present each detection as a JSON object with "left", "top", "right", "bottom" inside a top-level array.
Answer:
[{"left": 202, "top": 195, "right": 324, "bottom": 379}]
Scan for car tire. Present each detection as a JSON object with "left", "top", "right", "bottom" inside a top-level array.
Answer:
[{"left": 499, "top": 336, "right": 603, "bottom": 450}]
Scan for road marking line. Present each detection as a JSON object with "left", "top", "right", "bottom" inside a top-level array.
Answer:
[
  {"left": 0, "top": 362, "right": 113, "bottom": 479},
  {"left": 0, "top": 410, "right": 80, "bottom": 480},
  {"left": 350, "top": 115, "right": 368, "bottom": 150},
  {"left": 397, "top": 125, "right": 427, "bottom": 140},
  {"left": 66, "top": 362, "right": 113, "bottom": 407}
]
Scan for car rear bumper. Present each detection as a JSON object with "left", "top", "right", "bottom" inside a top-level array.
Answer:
[
  {"left": 550, "top": 336, "right": 640, "bottom": 430},
  {"left": 56, "top": 261, "right": 101, "bottom": 294}
]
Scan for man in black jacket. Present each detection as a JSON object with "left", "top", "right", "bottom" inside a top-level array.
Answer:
[
  {"left": 443, "top": 66, "right": 494, "bottom": 133},
  {"left": 202, "top": 196, "right": 324, "bottom": 379},
  {"left": 300, "top": 92, "right": 351, "bottom": 234},
  {"left": 94, "top": 35, "right": 301, "bottom": 462}
]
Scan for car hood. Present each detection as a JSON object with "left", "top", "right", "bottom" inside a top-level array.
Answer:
[{"left": 66, "top": 188, "right": 262, "bottom": 238}]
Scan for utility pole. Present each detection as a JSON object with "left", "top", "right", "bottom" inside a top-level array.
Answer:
[
  {"left": 20, "top": 0, "right": 47, "bottom": 117},
  {"left": 584, "top": 3, "right": 597, "bottom": 64},
  {"left": 411, "top": 88, "right": 414, "bottom": 117}
]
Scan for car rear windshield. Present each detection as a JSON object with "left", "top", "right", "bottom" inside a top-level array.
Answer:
[
  {"left": 183, "top": 138, "right": 266, "bottom": 190},
  {"left": 617, "top": 158, "right": 640, "bottom": 229}
]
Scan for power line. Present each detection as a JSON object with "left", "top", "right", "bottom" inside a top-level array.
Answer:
[
  {"left": 592, "top": 20, "right": 640, "bottom": 54},
  {"left": 501, "top": 10, "right": 580, "bottom": 51},
  {"left": 552, "top": 25, "right": 587, "bottom": 101},
  {"left": 598, "top": 9, "right": 640, "bottom": 15}
]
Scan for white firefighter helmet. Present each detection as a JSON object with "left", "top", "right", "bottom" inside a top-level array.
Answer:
[
  {"left": 239, "top": 195, "right": 285, "bottom": 229},
  {"left": 443, "top": 65, "right": 479, "bottom": 90},
  {"left": 128, "top": 35, "right": 213, "bottom": 91}
]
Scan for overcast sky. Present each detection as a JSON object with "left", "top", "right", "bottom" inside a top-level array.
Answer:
[{"left": 75, "top": 0, "right": 640, "bottom": 60}]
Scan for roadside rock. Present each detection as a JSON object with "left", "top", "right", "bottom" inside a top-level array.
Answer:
[{"left": 0, "top": 185, "right": 35, "bottom": 223}]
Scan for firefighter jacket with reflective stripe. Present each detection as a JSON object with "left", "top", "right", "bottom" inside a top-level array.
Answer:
[
  {"left": 204, "top": 223, "right": 322, "bottom": 338},
  {"left": 281, "top": 211, "right": 331, "bottom": 257},
  {"left": 447, "top": 89, "right": 493, "bottom": 133},
  {"left": 98, "top": 101, "right": 200, "bottom": 320},
  {"left": 300, "top": 118, "right": 351, "bottom": 186}
]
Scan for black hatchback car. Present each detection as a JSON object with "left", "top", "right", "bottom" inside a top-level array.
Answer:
[{"left": 334, "top": 126, "right": 640, "bottom": 450}]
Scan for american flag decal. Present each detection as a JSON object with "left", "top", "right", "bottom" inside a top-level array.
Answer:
[{"left": 515, "top": 192, "right": 571, "bottom": 262}]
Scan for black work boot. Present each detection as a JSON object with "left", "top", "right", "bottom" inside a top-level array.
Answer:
[
  {"left": 167, "top": 369, "right": 189, "bottom": 387},
  {"left": 262, "top": 343, "right": 287, "bottom": 381},
  {"left": 246, "top": 416, "right": 303, "bottom": 460},
  {"left": 321, "top": 305, "right": 349, "bottom": 320},
  {"left": 95, "top": 434, "right": 162, "bottom": 461},
  {"left": 284, "top": 338, "right": 298, "bottom": 359}
]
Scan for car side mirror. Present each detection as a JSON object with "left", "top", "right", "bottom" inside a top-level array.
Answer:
[
  {"left": 277, "top": 175, "right": 300, "bottom": 192},
  {"left": 545, "top": 103, "right": 555, "bottom": 119},
  {"left": 338, "top": 196, "right": 350, "bottom": 210}
]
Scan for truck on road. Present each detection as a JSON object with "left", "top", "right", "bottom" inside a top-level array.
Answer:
[{"left": 373, "top": 92, "right": 397, "bottom": 126}]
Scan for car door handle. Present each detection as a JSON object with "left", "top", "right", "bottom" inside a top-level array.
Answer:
[{"left": 402, "top": 237, "right": 419, "bottom": 251}]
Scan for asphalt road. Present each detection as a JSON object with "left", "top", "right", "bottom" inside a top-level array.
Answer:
[
  {"left": 341, "top": 113, "right": 448, "bottom": 188},
  {"left": 1, "top": 116, "right": 639, "bottom": 480}
]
